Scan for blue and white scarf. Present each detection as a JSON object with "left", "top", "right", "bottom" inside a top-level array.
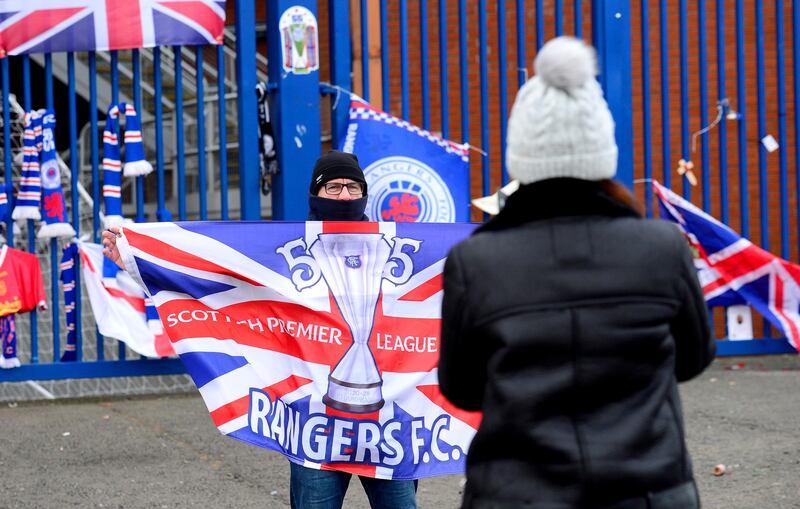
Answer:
[
  {"left": 11, "top": 111, "right": 42, "bottom": 221},
  {"left": 60, "top": 242, "right": 78, "bottom": 362},
  {"left": 0, "top": 315, "right": 18, "bottom": 369},
  {"left": 103, "top": 103, "right": 152, "bottom": 227},
  {"left": 37, "top": 109, "right": 76, "bottom": 239}
]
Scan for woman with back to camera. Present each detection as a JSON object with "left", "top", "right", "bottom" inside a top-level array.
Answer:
[{"left": 438, "top": 37, "right": 715, "bottom": 508}]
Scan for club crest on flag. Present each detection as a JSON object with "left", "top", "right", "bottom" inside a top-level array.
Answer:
[
  {"left": 344, "top": 255, "right": 362, "bottom": 269},
  {"left": 41, "top": 160, "right": 60, "bottom": 189},
  {"left": 342, "top": 99, "right": 470, "bottom": 223},
  {"left": 366, "top": 156, "right": 454, "bottom": 222}
]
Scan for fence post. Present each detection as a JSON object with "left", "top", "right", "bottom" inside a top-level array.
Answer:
[
  {"left": 235, "top": 0, "right": 261, "bottom": 220},
  {"left": 267, "top": 0, "right": 323, "bottom": 220},
  {"left": 329, "top": 0, "right": 351, "bottom": 149},
  {"left": 592, "top": 0, "right": 634, "bottom": 188}
]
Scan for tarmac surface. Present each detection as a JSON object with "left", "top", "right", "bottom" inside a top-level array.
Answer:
[{"left": 1, "top": 354, "right": 798, "bottom": 509}]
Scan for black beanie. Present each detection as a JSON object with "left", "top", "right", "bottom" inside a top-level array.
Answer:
[{"left": 309, "top": 150, "right": 368, "bottom": 196}]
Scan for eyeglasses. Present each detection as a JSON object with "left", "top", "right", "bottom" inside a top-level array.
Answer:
[{"left": 323, "top": 182, "right": 364, "bottom": 196}]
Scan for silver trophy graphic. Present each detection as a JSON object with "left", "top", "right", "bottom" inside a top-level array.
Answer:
[
  {"left": 309, "top": 233, "right": 391, "bottom": 413},
  {"left": 278, "top": 231, "right": 420, "bottom": 414}
]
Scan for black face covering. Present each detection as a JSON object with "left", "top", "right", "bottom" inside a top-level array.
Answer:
[{"left": 308, "top": 195, "right": 369, "bottom": 221}]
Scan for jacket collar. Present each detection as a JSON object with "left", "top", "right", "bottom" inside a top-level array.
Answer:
[{"left": 476, "top": 178, "right": 640, "bottom": 234}]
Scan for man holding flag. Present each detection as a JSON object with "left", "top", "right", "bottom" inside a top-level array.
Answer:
[{"left": 101, "top": 150, "right": 418, "bottom": 509}]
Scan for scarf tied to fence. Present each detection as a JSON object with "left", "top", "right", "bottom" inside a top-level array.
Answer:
[
  {"left": 12, "top": 110, "right": 42, "bottom": 221},
  {"left": 60, "top": 242, "right": 78, "bottom": 362},
  {"left": 103, "top": 103, "right": 152, "bottom": 227},
  {"left": 37, "top": 110, "right": 76, "bottom": 239},
  {"left": 10, "top": 110, "right": 76, "bottom": 238}
]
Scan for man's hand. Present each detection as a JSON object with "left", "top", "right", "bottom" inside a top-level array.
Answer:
[{"left": 101, "top": 227, "right": 126, "bottom": 270}]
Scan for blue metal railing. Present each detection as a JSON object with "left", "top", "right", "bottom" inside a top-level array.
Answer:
[
  {"left": 1, "top": 0, "right": 797, "bottom": 385},
  {"left": 630, "top": 0, "right": 796, "bottom": 355},
  {"left": 0, "top": 2, "right": 253, "bottom": 382}
]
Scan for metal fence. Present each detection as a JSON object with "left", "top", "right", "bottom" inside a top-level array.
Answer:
[{"left": 0, "top": 0, "right": 796, "bottom": 394}]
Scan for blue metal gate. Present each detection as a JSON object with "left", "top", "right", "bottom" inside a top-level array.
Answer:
[{"left": 0, "top": 0, "right": 795, "bottom": 385}]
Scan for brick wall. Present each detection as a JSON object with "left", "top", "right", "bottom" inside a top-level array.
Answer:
[
  {"left": 233, "top": 1, "right": 796, "bottom": 247},
  {"left": 235, "top": 1, "right": 797, "bottom": 338}
]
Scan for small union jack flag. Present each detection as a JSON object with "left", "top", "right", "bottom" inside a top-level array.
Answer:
[
  {"left": 655, "top": 181, "right": 800, "bottom": 352},
  {"left": 0, "top": 0, "right": 225, "bottom": 57}
]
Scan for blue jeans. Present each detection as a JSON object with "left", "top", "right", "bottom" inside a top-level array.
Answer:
[{"left": 290, "top": 462, "right": 417, "bottom": 509}]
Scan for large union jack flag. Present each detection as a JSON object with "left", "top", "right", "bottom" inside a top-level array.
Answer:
[
  {"left": 0, "top": 0, "right": 225, "bottom": 57},
  {"left": 116, "top": 220, "right": 481, "bottom": 479},
  {"left": 655, "top": 181, "right": 800, "bottom": 352}
]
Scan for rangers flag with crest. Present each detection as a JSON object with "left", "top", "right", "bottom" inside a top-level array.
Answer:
[
  {"left": 654, "top": 181, "right": 800, "bottom": 352},
  {"left": 0, "top": 0, "right": 225, "bottom": 57},
  {"left": 116, "top": 220, "right": 481, "bottom": 479},
  {"left": 341, "top": 99, "right": 470, "bottom": 223}
]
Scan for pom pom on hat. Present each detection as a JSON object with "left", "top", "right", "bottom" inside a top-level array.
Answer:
[
  {"left": 534, "top": 36, "right": 597, "bottom": 90},
  {"left": 506, "top": 36, "right": 618, "bottom": 185}
]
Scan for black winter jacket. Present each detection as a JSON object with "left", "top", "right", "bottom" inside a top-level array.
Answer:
[{"left": 439, "top": 179, "right": 715, "bottom": 509}]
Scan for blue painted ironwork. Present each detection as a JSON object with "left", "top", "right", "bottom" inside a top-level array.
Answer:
[
  {"left": 735, "top": 0, "right": 749, "bottom": 238},
  {"left": 196, "top": 47, "right": 208, "bottom": 220},
  {"left": 497, "top": 0, "right": 508, "bottom": 185},
  {"left": 113, "top": 49, "right": 126, "bottom": 362},
  {"left": 45, "top": 54, "right": 61, "bottom": 362},
  {"left": 68, "top": 52, "right": 83, "bottom": 361},
  {"left": 89, "top": 53, "right": 100, "bottom": 243},
  {"left": 0, "top": 359, "right": 186, "bottom": 383},
  {"left": 593, "top": 1, "right": 633, "bottom": 188},
  {"left": 45, "top": 55, "right": 53, "bottom": 107},
  {"left": 267, "top": 0, "right": 321, "bottom": 220},
  {"left": 755, "top": 0, "right": 769, "bottom": 338},
  {"left": 458, "top": 0, "right": 469, "bottom": 147},
  {"left": 755, "top": 0, "right": 768, "bottom": 256},
  {"left": 111, "top": 51, "right": 119, "bottom": 104},
  {"left": 536, "top": 0, "right": 544, "bottom": 50},
  {"left": 478, "top": 0, "right": 490, "bottom": 205},
  {"left": 574, "top": 0, "right": 582, "bottom": 37},
  {"left": 716, "top": 0, "right": 729, "bottom": 225},
  {"left": 659, "top": 0, "right": 671, "bottom": 188},
  {"left": 419, "top": 0, "right": 430, "bottom": 129},
  {"left": 133, "top": 49, "right": 145, "bottom": 223},
  {"left": 1, "top": 59, "right": 11, "bottom": 247},
  {"left": 438, "top": 0, "right": 449, "bottom": 139},
  {"left": 217, "top": 45, "right": 229, "bottom": 220},
  {"left": 678, "top": 0, "right": 690, "bottom": 199},
  {"left": 697, "top": 0, "right": 710, "bottom": 211},
  {"left": 360, "top": 0, "right": 370, "bottom": 103},
  {"left": 774, "top": 0, "right": 788, "bottom": 260},
  {"left": 330, "top": 0, "right": 352, "bottom": 148},
  {"left": 640, "top": 0, "right": 653, "bottom": 217},
  {"left": 400, "top": 0, "right": 409, "bottom": 120},
  {"left": 517, "top": 0, "right": 527, "bottom": 89},
  {"left": 380, "top": 0, "right": 390, "bottom": 111},
  {"left": 795, "top": 0, "right": 800, "bottom": 259},
  {"left": 89, "top": 52, "right": 103, "bottom": 361},
  {"left": 555, "top": 0, "right": 563, "bottom": 36},
  {"left": 2, "top": 0, "right": 797, "bottom": 383},
  {"left": 235, "top": 0, "right": 260, "bottom": 220},
  {"left": 154, "top": 47, "right": 169, "bottom": 222},
  {"left": 22, "top": 55, "right": 39, "bottom": 364},
  {"left": 717, "top": 339, "right": 797, "bottom": 356},
  {"left": 174, "top": 47, "right": 186, "bottom": 221}
]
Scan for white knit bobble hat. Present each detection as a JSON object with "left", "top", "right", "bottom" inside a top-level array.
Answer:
[{"left": 506, "top": 36, "right": 618, "bottom": 185}]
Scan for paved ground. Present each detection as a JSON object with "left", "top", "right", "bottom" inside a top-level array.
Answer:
[{"left": 1, "top": 355, "right": 798, "bottom": 508}]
